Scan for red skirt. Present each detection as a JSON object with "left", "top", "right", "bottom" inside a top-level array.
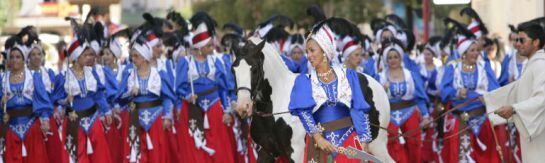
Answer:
[
  {"left": 166, "top": 116, "right": 180, "bottom": 162},
  {"left": 386, "top": 107, "right": 422, "bottom": 163},
  {"left": 500, "top": 124, "right": 522, "bottom": 163},
  {"left": 234, "top": 121, "right": 257, "bottom": 163},
  {"left": 4, "top": 119, "right": 49, "bottom": 163},
  {"left": 204, "top": 101, "right": 237, "bottom": 163},
  {"left": 73, "top": 118, "right": 112, "bottom": 163},
  {"left": 45, "top": 115, "right": 65, "bottom": 163},
  {"left": 175, "top": 100, "right": 199, "bottom": 162},
  {"left": 105, "top": 110, "right": 127, "bottom": 163},
  {"left": 303, "top": 131, "right": 364, "bottom": 162},
  {"left": 176, "top": 100, "right": 237, "bottom": 163},
  {"left": 121, "top": 111, "right": 169, "bottom": 163},
  {"left": 441, "top": 114, "right": 501, "bottom": 163}
]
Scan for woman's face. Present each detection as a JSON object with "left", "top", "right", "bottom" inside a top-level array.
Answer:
[
  {"left": 77, "top": 48, "right": 94, "bottom": 67},
  {"left": 196, "top": 41, "right": 215, "bottom": 56},
  {"left": 306, "top": 39, "right": 327, "bottom": 69},
  {"left": 464, "top": 43, "right": 480, "bottom": 65},
  {"left": 8, "top": 49, "right": 25, "bottom": 71},
  {"left": 423, "top": 49, "right": 434, "bottom": 65},
  {"left": 381, "top": 30, "right": 394, "bottom": 41},
  {"left": 28, "top": 48, "right": 43, "bottom": 68},
  {"left": 85, "top": 49, "right": 97, "bottom": 66},
  {"left": 386, "top": 50, "right": 402, "bottom": 69},
  {"left": 152, "top": 41, "right": 165, "bottom": 59},
  {"left": 101, "top": 49, "right": 116, "bottom": 66},
  {"left": 346, "top": 47, "right": 363, "bottom": 68},
  {"left": 290, "top": 47, "right": 304, "bottom": 62},
  {"left": 130, "top": 50, "right": 147, "bottom": 67}
]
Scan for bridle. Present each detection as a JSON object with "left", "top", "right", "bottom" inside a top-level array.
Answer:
[{"left": 236, "top": 57, "right": 264, "bottom": 102}]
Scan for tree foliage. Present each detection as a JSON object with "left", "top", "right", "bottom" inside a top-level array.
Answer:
[{"left": 192, "top": 0, "right": 385, "bottom": 30}]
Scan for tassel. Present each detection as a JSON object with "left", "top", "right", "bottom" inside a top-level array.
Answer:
[
  {"left": 129, "top": 146, "right": 138, "bottom": 162},
  {"left": 146, "top": 132, "right": 154, "bottom": 150},
  {"left": 86, "top": 137, "right": 93, "bottom": 154},
  {"left": 399, "top": 136, "right": 406, "bottom": 144},
  {"left": 200, "top": 141, "right": 216, "bottom": 156},
  {"left": 476, "top": 138, "right": 487, "bottom": 151},
  {"left": 398, "top": 129, "right": 406, "bottom": 144},
  {"left": 21, "top": 142, "right": 27, "bottom": 157},
  {"left": 466, "top": 152, "right": 476, "bottom": 163},
  {"left": 204, "top": 113, "right": 210, "bottom": 129}
]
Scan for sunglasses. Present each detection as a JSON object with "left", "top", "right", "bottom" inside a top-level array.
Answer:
[{"left": 515, "top": 37, "right": 531, "bottom": 44}]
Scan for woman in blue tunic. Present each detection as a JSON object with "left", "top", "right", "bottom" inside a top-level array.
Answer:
[
  {"left": 439, "top": 37, "right": 501, "bottom": 163},
  {"left": 285, "top": 34, "right": 309, "bottom": 74},
  {"left": 52, "top": 38, "right": 113, "bottom": 163},
  {"left": 27, "top": 40, "right": 64, "bottom": 163},
  {"left": 289, "top": 20, "right": 372, "bottom": 162},
  {"left": 99, "top": 35, "right": 126, "bottom": 163},
  {"left": 117, "top": 33, "right": 176, "bottom": 162},
  {"left": 1, "top": 43, "right": 52, "bottom": 162},
  {"left": 175, "top": 11, "right": 236, "bottom": 163},
  {"left": 418, "top": 41, "right": 444, "bottom": 162},
  {"left": 377, "top": 40, "right": 429, "bottom": 163}
]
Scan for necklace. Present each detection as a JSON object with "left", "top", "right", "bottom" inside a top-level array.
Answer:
[
  {"left": 12, "top": 71, "right": 24, "bottom": 80},
  {"left": 317, "top": 68, "right": 333, "bottom": 82},
  {"left": 462, "top": 63, "right": 475, "bottom": 71}
]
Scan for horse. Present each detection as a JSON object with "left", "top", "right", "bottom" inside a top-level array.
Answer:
[{"left": 232, "top": 37, "right": 394, "bottom": 163}]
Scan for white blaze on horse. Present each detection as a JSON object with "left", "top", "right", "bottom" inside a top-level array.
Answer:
[{"left": 232, "top": 37, "right": 394, "bottom": 163}]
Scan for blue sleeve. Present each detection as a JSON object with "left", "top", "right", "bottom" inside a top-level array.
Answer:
[
  {"left": 115, "top": 64, "right": 133, "bottom": 104},
  {"left": 346, "top": 69, "right": 372, "bottom": 143},
  {"left": 103, "top": 67, "right": 120, "bottom": 105},
  {"left": 297, "top": 57, "right": 309, "bottom": 74},
  {"left": 174, "top": 57, "right": 191, "bottom": 100},
  {"left": 214, "top": 58, "right": 232, "bottom": 111},
  {"left": 498, "top": 55, "right": 511, "bottom": 86},
  {"left": 404, "top": 54, "right": 421, "bottom": 74},
  {"left": 47, "top": 69, "right": 56, "bottom": 98},
  {"left": 364, "top": 58, "right": 378, "bottom": 79},
  {"left": 92, "top": 69, "right": 111, "bottom": 115},
  {"left": 288, "top": 74, "right": 319, "bottom": 134},
  {"left": 440, "top": 64, "right": 457, "bottom": 103},
  {"left": 51, "top": 73, "right": 67, "bottom": 106},
  {"left": 32, "top": 72, "right": 53, "bottom": 119},
  {"left": 166, "top": 60, "right": 176, "bottom": 82},
  {"left": 346, "top": 69, "right": 371, "bottom": 112},
  {"left": 160, "top": 71, "right": 176, "bottom": 119},
  {"left": 411, "top": 71, "right": 430, "bottom": 116},
  {"left": 281, "top": 55, "right": 299, "bottom": 73},
  {"left": 484, "top": 61, "right": 500, "bottom": 91},
  {"left": 350, "top": 108, "right": 372, "bottom": 143},
  {"left": 222, "top": 55, "right": 237, "bottom": 103}
]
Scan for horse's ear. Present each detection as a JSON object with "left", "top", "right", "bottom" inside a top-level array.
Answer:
[
  {"left": 256, "top": 40, "right": 266, "bottom": 52},
  {"left": 233, "top": 45, "right": 242, "bottom": 58}
]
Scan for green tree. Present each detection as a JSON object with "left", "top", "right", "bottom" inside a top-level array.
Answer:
[{"left": 192, "top": 0, "right": 385, "bottom": 30}]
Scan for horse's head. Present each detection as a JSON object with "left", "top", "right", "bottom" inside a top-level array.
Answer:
[{"left": 232, "top": 39, "right": 266, "bottom": 118}]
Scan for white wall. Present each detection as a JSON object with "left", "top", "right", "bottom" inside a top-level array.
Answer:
[{"left": 472, "top": 0, "right": 544, "bottom": 41}]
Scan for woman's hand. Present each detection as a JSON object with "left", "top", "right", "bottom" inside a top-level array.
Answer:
[
  {"left": 383, "top": 82, "right": 390, "bottom": 90},
  {"left": 222, "top": 113, "right": 233, "bottom": 126},
  {"left": 40, "top": 119, "right": 50, "bottom": 134},
  {"left": 458, "top": 88, "right": 467, "bottom": 99},
  {"left": 360, "top": 142, "right": 369, "bottom": 153},
  {"left": 163, "top": 118, "right": 173, "bottom": 130},
  {"left": 188, "top": 95, "right": 198, "bottom": 104},
  {"left": 104, "top": 114, "right": 113, "bottom": 126},
  {"left": 313, "top": 133, "right": 336, "bottom": 153}
]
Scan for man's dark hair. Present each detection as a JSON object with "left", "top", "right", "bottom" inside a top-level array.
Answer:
[{"left": 517, "top": 22, "right": 545, "bottom": 48}]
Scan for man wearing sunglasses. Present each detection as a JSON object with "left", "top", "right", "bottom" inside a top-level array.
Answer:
[{"left": 483, "top": 22, "right": 545, "bottom": 163}]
